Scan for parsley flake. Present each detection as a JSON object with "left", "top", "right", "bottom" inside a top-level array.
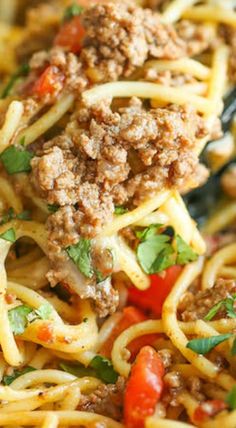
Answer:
[
  {"left": 205, "top": 295, "right": 236, "bottom": 321},
  {"left": 66, "top": 239, "right": 94, "bottom": 278},
  {"left": 114, "top": 206, "right": 128, "bottom": 215},
  {"left": 63, "top": 3, "right": 84, "bottom": 21},
  {"left": 1, "top": 63, "right": 30, "bottom": 99},
  {"left": 8, "top": 303, "right": 52, "bottom": 335},
  {"left": 175, "top": 235, "right": 198, "bottom": 265},
  {"left": 61, "top": 355, "right": 118, "bottom": 384},
  {"left": 226, "top": 385, "right": 236, "bottom": 410},
  {"left": 186, "top": 333, "right": 233, "bottom": 355},
  {"left": 3, "top": 366, "right": 36, "bottom": 385},
  {"left": 0, "top": 228, "right": 16, "bottom": 243},
  {"left": 0, "top": 146, "right": 34, "bottom": 175}
]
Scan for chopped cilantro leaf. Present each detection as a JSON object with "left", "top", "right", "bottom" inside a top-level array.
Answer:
[
  {"left": 186, "top": 333, "right": 233, "bottom": 355},
  {"left": 47, "top": 204, "right": 59, "bottom": 213},
  {"left": 35, "top": 303, "right": 52, "bottom": 320},
  {"left": 175, "top": 235, "right": 198, "bottom": 265},
  {"left": 0, "top": 208, "right": 31, "bottom": 225},
  {"left": 226, "top": 385, "right": 236, "bottom": 410},
  {"left": 63, "top": 3, "right": 84, "bottom": 21},
  {"left": 0, "top": 228, "right": 16, "bottom": 243},
  {"left": 3, "top": 366, "right": 36, "bottom": 385},
  {"left": 61, "top": 356, "right": 118, "bottom": 384},
  {"left": 8, "top": 303, "right": 52, "bottom": 335},
  {"left": 60, "top": 362, "right": 96, "bottom": 378},
  {"left": 204, "top": 295, "right": 236, "bottom": 321},
  {"left": 90, "top": 356, "right": 118, "bottom": 384},
  {"left": 8, "top": 305, "right": 32, "bottom": 335},
  {"left": 0, "top": 146, "right": 34, "bottom": 175},
  {"left": 66, "top": 239, "right": 94, "bottom": 278},
  {"left": 231, "top": 337, "right": 236, "bottom": 356},
  {"left": 135, "top": 224, "right": 162, "bottom": 241},
  {"left": 1, "top": 63, "right": 30, "bottom": 99},
  {"left": 137, "top": 233, "right": 173, "bottom": 274},
  {"left": 114, "top": 206, "right": 128, "bottom": 215}
]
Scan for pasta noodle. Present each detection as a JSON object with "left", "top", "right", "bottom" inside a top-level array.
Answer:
[{"left": 0, "top": 0, "right": 235, "bottom": 427}]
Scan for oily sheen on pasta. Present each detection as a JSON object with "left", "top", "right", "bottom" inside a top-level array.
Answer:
[{"left": 0, "top": 0, "right": 235, "bottom": 427}]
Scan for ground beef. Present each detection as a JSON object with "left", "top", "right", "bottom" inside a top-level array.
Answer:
[
  {"left": 176, "top": 20, "right": 215, "bottom": 57},
  {"left": 178, "top": 278, "right": 236, "bottom": 322},
  {"left": 220, "top": 25, "right": 236, "bottom": 82},
  {"left": 144, "top": 69, "right": 197, "bottom": 86},
  {"left": 80, "top": 3, "right": 214, "bottom": 83},
  {"left": 77, "top": 377, "right": 125, "bottom": 421},
  {"left": 16, "top": 3, "right": 60, "bottom": 63},
  {"left": 31, "top": 99, "right": 209, "bottom": 242},
  {"left": 221, "top": 164, "right": 236, "bottom": 198}
]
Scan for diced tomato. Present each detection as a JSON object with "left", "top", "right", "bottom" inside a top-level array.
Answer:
[
  {"left": 100, "top": 306, "right": 158, "bottom": 359},
  {"left": 54, "top": 16, "right": 85, "bottom": 53},
  {"left": 32, "top": 65, "right": 64, "bottom": 97},
  {"left": 193, "top": 400, "right": 228, "bottom": 423},
  {"left": 37, "top": 323, "right": 53, "bottom": 343},
  {"left": 128, "top": 265, "right": 182, "bottom": 317},
  {"left": 124, "top": 346, "right": 164, "bottom": 428}
]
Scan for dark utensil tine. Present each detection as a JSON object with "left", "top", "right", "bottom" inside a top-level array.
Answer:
[
  {"left": 221, "top": 86, "right": 236, "bottom": 132},
  {"left": 185, "top": 86, "right": 236, "bottom": 223}
]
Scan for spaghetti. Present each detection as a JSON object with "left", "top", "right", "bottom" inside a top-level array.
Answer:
[{"left": 0, "top": 0, "right": 235, "bottom": 427}]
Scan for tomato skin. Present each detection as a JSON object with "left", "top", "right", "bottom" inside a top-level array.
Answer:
[
  {"left": 100, "top": 307, "right": 157, "bottom": 359},
  {"left": 124, "top": 346, "right": 164, "bottom": 428},
  {"left": 54, "top": 16, "right": 85, "bottom": 53},
  {"left": 32, "top": 65, "right": 64, "bottom": 96},
  {"left": 128, "top": 265, "right": 182, "bottom": 317},
  {"left": 193, "top": 400, "right": 228, "bottom": 423}
]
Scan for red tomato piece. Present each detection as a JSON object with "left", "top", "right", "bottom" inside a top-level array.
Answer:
[
  {"left": 193, "top": 400, "right": 228, "bottom": 423},
  {"left": 32, "top": 65, "right": 64, "bottom": 97},
  {"left": 100, "top": 306, "right": 157, "bottom": 359},
  {"left": 37, "top": 324, "right": 53, "bottom": 343},
  {"left": 128, "top": 265, "right": 182, "bottom": 317},
  {"left": 124, "top": 346, "right": 164, "bottom": 428},
  {"left": 54, "top": 16, "right": 85, "bottom": 53}
]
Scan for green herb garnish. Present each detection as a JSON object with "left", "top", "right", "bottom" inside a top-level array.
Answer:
[
  {"left": 66, "top": 239, "right": 94, "bottom": 278},
  {"left": 8, "top": 303, "right": 52, "bottom": 335},
  {"left": 226, "top": 385, "right": 236, "bottom": 410},
  {"left": 0, "top": 146, "right": 34, "bottom": 174},
  {"left": 63, "top": 3, "right": 84, "bottom": 21},
  {"left": 1, "top": 63, "right": 30, "bottom": 99},
  {"left": 61, "top": 355, "right": 118, "bottom": 384},
  {"left": 175, "top": 235, "right": 198, "bottom": 265},
  {"left": 47, "top": 204, "right": 59, "bottom": 213},
  {"left": 231, "top": 337, "right": 236, "bottom": 356},
  {"left": 204, "top": 294, "right": 236, "bottom": 321},
  {"left": 186, "top": 333, "right": 233, "bottom": 355},
  {"left": 114, "top": 206, "right": 128, "bottom": 215},
  {"left": 0, "top": 228, "right": 16, "bottom": 243},
  {"left": 3, "top": 366, "right": 36, "bottom": 385},
  {"left": 0, "top": 208, "right": 30, "bottom": 225},
  {"left": 90, "top": 355, "right": 118, "bottom": 384},
  {"left": 60, "top": 362, "right": 96, "bottom": 378},
  {"left": 136, "top": 224, "right": 197, "bottom": 274}
]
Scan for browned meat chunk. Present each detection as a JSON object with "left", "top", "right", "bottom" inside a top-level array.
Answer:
[
  {"left": 178, "top": 278, "right": 236, "bottom": 322},
  {"left": 220, "top": 25, "right": 236, "bottom": 82},
  {"left": 77, "top": 377, "right": 125, "bottom": 420},
  {"left": 80, "top": 2, "right": 214, "bottom": 83},
  {"left": 31, "top": 100, "right": 208, "bottom": 243}
]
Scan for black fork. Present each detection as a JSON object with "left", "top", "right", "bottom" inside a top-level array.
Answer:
[{"left": 185, "top": 86, "right": 236, "bottom": 224}]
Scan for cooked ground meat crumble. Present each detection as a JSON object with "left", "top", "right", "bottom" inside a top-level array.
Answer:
[
  {"left": 178, "top": 278, "right": 236, "bottom": 322},
  {"left": 13, "top": 0, "right": 226, "bottom": 316}
]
